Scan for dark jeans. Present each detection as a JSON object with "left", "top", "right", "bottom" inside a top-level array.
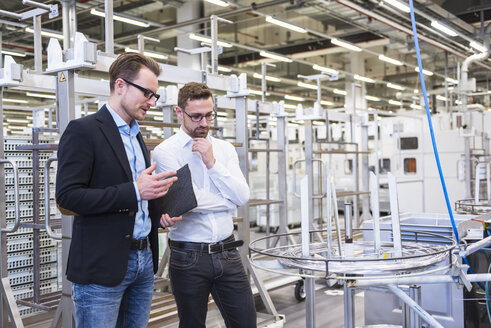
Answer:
[{"left": 169, "top": 243, "right": 257, "bottom": 328}]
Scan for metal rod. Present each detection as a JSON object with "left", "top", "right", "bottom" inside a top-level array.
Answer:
[
  {"left": 461, "top": 235, "right": 491, "bottom": 257},
  {"left": 22, "top": 0, "right": 51, "bottom": 11},
  {"left": 32, "top": 129, "right": 41, "bottom": 304},
  {"left": 355, "top": 273, "right": 491, "bottom": 287},
  {"left": 409, "top": 285, "right": 422, "bottom": 328},
  {"left": 387, "top": 284, "right": 444, "bottom": 328},
  {"left": 0, "top": 160, "right": 20, "bottom": 233},
  {"left": 387, "top": 172, "right": 402, "bottom": 257},
  {"left": 343, "top": 283, "right": 355, "bottom": 328},
  {"left": 104, "top": 0, "right": 114, "bottom": 55},
  {"left": 44, "top": 157, "right": 61, "bottom": 240}
]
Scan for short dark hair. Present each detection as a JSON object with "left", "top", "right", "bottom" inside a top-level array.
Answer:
[
  {"left": 109, "top": 53, "right": 161, "bottom": 92},
  {"left": 178, "top": 82, "right": 213, "bottom": 109}
]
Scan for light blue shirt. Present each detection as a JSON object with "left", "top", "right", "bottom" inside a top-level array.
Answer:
[{"left": 106, "top": 104, "right": 151, "bottom": 239}]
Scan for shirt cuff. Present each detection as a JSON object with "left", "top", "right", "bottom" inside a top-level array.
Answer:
[{"left": 133, "top": 182, "right": 141, "bottom": 201}]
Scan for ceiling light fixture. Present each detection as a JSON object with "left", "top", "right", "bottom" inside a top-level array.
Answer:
[
  {"left": 253, "top": 73, "right": 281, "bottom": 82},
  {"left": 389, "top": 99, "right": 402, "bottom": 106},
  {"left": 470, "top": 41, "right": 486, "bottom": 53},
  {"left": 3, "top": 98, "right": 29, "bottom": 104},
  {"left": 333, "top": 89, "right": 347, "bottom": 96},
  {"left": 204, "top": 0, "right": 229, "bottom": 7},
  {"left": 410, "top": 104, "right": 423, "bottom": 109},
  {"left": 6, "top": 118, "right": 29, "bottom": 123},
  {"left": 1, "top": 50, "right": 26, "bottom": 57},
  {"left": 383, "top": 0, "right": 410, "bottom": 13},
  {"left": 284, "top": 104, "right": 297, "bottom": 109},
  {"left": 436, "top": 95, "right": 448, "bottom": 101},
  {"left": 90, "top": 9, "right": 150, "bottom": 27},
  {"left": 259, "top": 51, "right": 292, "bottom": 63},
  {"left": 330, "top": 38, "right": 361, "bottom": 52},
  {"left": 189, "top": 33, "right": 233, "bottom": 48},
  {"left": 378, "top": 54, "right": 403, "bottom": 66},
  {"left": 354, "top": 74, "right": 375, "bottom": 83},
  {"left": 218, "top": 66, "right": 232, "bottom": 72},
  {"left": 25, "top": 27, "right": 63, "bottom": 39},
  {"left": 321, "top": 100, "right": 334, "bottom": 106},
  {"left": 366, "top": 95, "right": 381, "bottom": 101},
  {"left": 248, "top": 89, "right": 264, "bottom": 96},
  {"left": 430, "top": 21, "right": 458, "bottom": 37},
  {"left": 26, "top": 92, "right": 56, "bottom": 99},
  {"left": 446, "top": 77, "right": 458, "bottom": 84},
  {"left": 285, "top": 95, "right": 305, "bottom": 101},
  {"left": 297, "top": 82, "right": 317, "bottom": 90},
  {"left": 415, "top": 67, "right": 434, "bottom": 76},
  {"left": 124, "top": 48, "right": 168, "bottom": 60},
  {"left": 312, "top": 64, "right": 338, "bottom": 75},
  {"left": 265, "top": 16, "right": 307, "bottom": 33},
  {"left": 387, "top": 83, "right": 405, "bottom": 91}
]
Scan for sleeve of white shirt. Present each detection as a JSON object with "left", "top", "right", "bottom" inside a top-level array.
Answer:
[
  {"left": 153, "top": 143, "right": 237, "bottom": 214},
  {"left": 207, "top": 142, "right": 250, "bottom": 207}
]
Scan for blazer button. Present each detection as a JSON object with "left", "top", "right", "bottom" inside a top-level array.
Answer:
[
  {"left": 129, "top": 211, "right": 135, "bottom": 216},
  {"left": 124, "top": 235, "right": 131, "bottom": 239}
]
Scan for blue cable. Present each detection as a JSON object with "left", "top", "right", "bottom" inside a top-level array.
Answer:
[{"left": 408, "top": 0, "right": 485, "bottom": 288}]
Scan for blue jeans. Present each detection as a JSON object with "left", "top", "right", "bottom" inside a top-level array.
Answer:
[
  {"left": 169, "top": 245, "right": 256, "bottom": 328},
  {"left": 72, "top": 248, "right": 154, "bottom": 328}
]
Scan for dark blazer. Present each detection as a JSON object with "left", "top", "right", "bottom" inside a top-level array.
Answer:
[{"left": 56, "top": 105, "right": 160, "bottom": 286}]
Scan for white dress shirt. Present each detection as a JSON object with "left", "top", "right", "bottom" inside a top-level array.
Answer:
[{"left": 153, "top": 128, "right": 250, "bottom": 243}]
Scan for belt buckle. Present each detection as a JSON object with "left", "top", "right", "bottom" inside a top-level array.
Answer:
[{"left": 208, "top": 242, "right": 221, "bottom": 254}]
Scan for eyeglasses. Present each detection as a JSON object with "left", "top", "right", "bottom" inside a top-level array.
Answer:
[
  {"left": 122, "top": 79, "right": 160, "bottom": 101},
  {"left": 181, "top": 108, "right": 217, "bottom": 122}
]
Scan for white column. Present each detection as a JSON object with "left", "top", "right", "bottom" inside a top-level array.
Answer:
[{"left": 176, "top": 1, "right": 202, "bottom": 70}]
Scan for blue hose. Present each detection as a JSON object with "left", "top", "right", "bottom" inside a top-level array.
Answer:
[{"left": 408, "top": 0, "right": 485, "bottom": 288}]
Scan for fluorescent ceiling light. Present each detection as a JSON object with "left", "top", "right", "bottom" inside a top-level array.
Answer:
[
  {"left": 436, "top": 95, "right": 448, "bottom": 101},
  {"left": 204, "top": 0, "right": 229, "bottom": 6},
  {"left": 189, "top": 33, "right": 233, "bottom": 48},
  {"left": 265, "top": 16, "right": 307, "bottom": 33},
  {"left": 333, "top": 89, "right": 347, "bottom": 96},
  {"left": 26, "top": 92, "right": 56, "bottom": 99},
  {"left": 414, "top": 89, "right": 419, "bottom": 93},
  {"left": 297, "top": 82, "right": 317, "bottom": 90},
  {"left": 248, "top": 89, "right": 270, "bottom": 96},
  {"left": 25, "top": 27, "right": 63, "bottom": 39},
  {"left": 389, "top": 99, "right": 402, "bottom": 106},
  {"left": 354, "top": 74, "right": 375, "bottom": 83},
  {"left": 3, "top": 98, "right": 29, "bottom": 104},
  {"left": 124, "top": 48, "right": 168, "bottom": 60},
  {"left": 218, "top": 66, "right": 232, "bottom": 72},
  {"left": 387, "top": 82, "right": 405, "bottom": 91},
  {"left": 446, "top": 77, "right": 458, "bottom": 84},
  {"left": 470, "top": 41, "right": 486, "bottom": 53},
  {"left": 455, "top": 100, "right": 462, "bottom": 105},
  {"left": 284, "top": 104, "right": 297, "bottom": 109},
  {"left": 321, "top": 100, "right": 334, "bottom": 106},
  {"left": 90, "top": 9, "right": 150, "bottom": 27},
  {"left": 414, "top": 67, "right": 434, "bottom": 76},
  {"left": 378, "top": 54, "right": 403, "bottom": 66},
  {"left": 383, "top": 0, "right": 410, "bottom": 13},
  {"left": 253, "top": 73, "right": 281, "bottom": 82},
  {"left": 330, "top": 38, "right": 361, "bottom": 52},
  {"left": 285, "top": 95, "right": 304, "bottom": 101},
  {"left": 2, "top": 50, "right": 26, "bottom": 57},
  {"left": 366, "top": 95, "right": 381, "bottom": 101},
  {"left": 6, "top": 118, "right": 29, "bottom": 123},
  {"left": 259, "top": 51, "right": 292, "bottom": 63},
  {"left": 431, "top": 21, "right": 458, "bottom": 37},
  {"left": 312, "top": 64, "right": 338, "bottom": 75},
  {"left": 9, "top": 126, "right": 28, "bottom": 129},
  {"left": 410, "top": 104, "right": 423, "bottom": 109}
]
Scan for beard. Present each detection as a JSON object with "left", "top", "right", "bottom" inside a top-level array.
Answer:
[{"left": 192, "top": 126, "right": 209, "bottom": 138}]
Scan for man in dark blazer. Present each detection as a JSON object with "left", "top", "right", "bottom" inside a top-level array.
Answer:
[{"left": 56, "top": 53, "right": 181, "bottom": 328}]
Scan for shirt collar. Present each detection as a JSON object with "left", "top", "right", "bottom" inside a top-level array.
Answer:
[
  {"left": 106, "top": 104, "right": 140, "bottom": 136},
  {"left": 176, "top": 127, "right": 212, "bottom": 148}
]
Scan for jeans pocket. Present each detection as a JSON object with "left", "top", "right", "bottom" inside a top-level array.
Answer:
[
  {"left": 169, "top": 248, "right": 199, "bottom": 270},
  {"left": 223, "top": 248, "right": 241, "bottom": 262}
]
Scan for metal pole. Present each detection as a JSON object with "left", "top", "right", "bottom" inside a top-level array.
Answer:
[
  {"left": 277, "top": 115, "right": 288, "bottom": 245},
  {"left": 33, "top": 15, "right": 42, "bottom": 73},
  {"left": 409, "top": 285, "right": 422, "bottom": 328},
  {"left": 343, "top": 282, "right": 355, "bottom": 328},
  {"left": 104, "top": 0, "right": 114, "bottom": 55},
  {"left": 0, "top": 87, "right": 7, "bottom": 328},
  {"left": 32, "top": 130, "right": 41, "bottom": 304},
  {"left": 210, "top": 15, "right": 218, "bottom": 74},
  {"left": 54, "top": 70, "right": 76, "bottom": 328}
]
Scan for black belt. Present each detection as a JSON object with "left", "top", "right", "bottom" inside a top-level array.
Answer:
[
  {"left": 130, "top": 236, "right": 149, "bottom": 250},
  {"left": 169, "top": 236, "right": 244, "bottom": 254}
]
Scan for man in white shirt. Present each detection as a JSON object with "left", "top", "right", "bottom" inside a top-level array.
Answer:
[{"left": 153, "top": 82, "right": 256, "bottom": 328}]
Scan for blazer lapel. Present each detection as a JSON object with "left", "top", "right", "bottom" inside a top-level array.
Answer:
[
  {"left": 136, "top": 132, "right": 150, "bottom": 167},
  {"left": 96, "top": 106, "right": 133, "bottom": 181}
]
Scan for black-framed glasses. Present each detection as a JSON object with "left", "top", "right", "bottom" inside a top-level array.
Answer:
[
  {"left": 122, "top": 78, "right": 160, "bottom": 101},
  {"left": 181, "top": 108, "right": 216, "bottom": 122}
]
